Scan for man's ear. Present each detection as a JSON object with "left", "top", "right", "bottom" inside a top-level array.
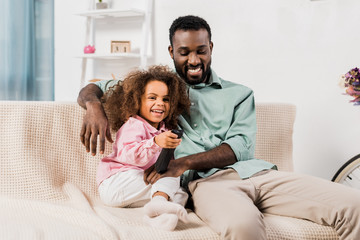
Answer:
[
  {"left": 168, "top": 45, "right": 174, "bottom": 59},
  {"left": 210, "top": 41, "right": 214, "bottom": 54}
]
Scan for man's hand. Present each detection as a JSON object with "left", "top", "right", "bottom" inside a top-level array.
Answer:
[
  {"left": 77, "top": 83, "right": 113, "bottom": 156},
  {"left": 162, "top": 158, "right": 188, "bottom": 178},
  {"left": 143, "top": 158, "right": 188, "bottom": 185},
  {"left": 143, "top": 165, "right": 161, "bottom": 185},
  {"left": 80, "top": 101, "right": 113, "bottom": 155}
]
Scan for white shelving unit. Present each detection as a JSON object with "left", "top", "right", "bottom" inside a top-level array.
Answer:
[
  {"left": 76, "top": 1, "right": 153, "bottom": 87},
  {"left": 76, "top": 8, "right": 145, "bottom": 18},
  {"left": 77, "top": 52, "right": 141, "bottom": 59}
]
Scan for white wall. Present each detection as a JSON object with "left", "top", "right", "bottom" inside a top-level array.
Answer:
[{"left": 55, "top": 0, "right": 360, "bottom": 181}]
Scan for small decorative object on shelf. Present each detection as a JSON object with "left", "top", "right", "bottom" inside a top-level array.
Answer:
[
  {"left": 96, "top": 0, "right": 108, "bottom": 9},
  {"left": 111, "top": 41, "right": 131, "bottom": 53},
  {"left": 84, "top": 45, "right": 96, "bottom": 54},
  {"left": 339, "top": 67, "right": 360, "bottom": 105}
]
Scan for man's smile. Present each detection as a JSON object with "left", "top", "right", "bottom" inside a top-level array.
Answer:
[{"left": 186, "top": 65, "right": 203, "bottom": 78}]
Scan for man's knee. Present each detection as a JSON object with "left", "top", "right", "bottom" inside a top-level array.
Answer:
[{"left": 219, "top": 213, "right": 266, "bottom": 240}]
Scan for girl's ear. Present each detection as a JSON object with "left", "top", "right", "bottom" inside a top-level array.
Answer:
[{"left": 134, "top": 97, "right": 140, "bottom": 115}]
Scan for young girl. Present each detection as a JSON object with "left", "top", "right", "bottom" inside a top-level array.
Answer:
[{"left": 96, "top": 65, "right": 190, "bottom": 231}]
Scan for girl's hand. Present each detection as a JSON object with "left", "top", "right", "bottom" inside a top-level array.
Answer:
[{"left": 154, "top": 131, "right": 181, "bottom": 149}]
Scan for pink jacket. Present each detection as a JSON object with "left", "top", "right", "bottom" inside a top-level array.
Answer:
[{"left": 96, "top": 115, "right": 166, "bottom": 186}]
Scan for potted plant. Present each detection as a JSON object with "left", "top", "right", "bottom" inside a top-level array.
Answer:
[
  {"left": 96, "top": 0, "right": 108, "bottom": 9},
  {"left": 339, "top": 67, "right": 360, "bottom": 105}
]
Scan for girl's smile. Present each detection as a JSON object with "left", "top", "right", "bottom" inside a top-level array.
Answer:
[{"left": 139, "top": 80, "right": 170, "bottom": 129}]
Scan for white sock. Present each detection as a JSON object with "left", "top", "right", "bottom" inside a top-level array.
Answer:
[
  {"left": 144, "top": 196, "right": 188, "bottom": 222},
  {"left": 143, "top": 213, "right": 178, "bottom": 231}
]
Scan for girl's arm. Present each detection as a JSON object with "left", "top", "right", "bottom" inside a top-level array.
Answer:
[
  {"left": 116, "top": 131, "right": 181, "bottom": 167},
  {"left": 113, "top": 120, "right": 160, "bottom": 167},
  {"left": 116, "top": 136, "right": 161, "bottom": 167},
  {"left": 113, "top": 117, "right": 182, "bottom": 167}
]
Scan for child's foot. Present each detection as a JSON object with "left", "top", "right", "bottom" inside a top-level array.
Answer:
[
  {"left": 144, "top": 196, "right": 188, "bottom": 222},
  {"left": 143, "top": 213, "right": 178, "bottom": 231}
]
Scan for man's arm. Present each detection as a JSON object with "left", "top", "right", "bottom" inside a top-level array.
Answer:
[
  {"left": 144, "top": 143, "right": 236, "bottom": 184},
  {"left": 77, "top": 83, "right": 103, "bottom": 109},
  {"left": 144, "top": 87, "right": 256, "bottom": 184},
  {"left": 77, "top": 83, "right": 113, "bottom": 155}
]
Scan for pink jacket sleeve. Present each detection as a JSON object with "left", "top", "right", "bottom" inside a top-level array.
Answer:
[{"left": 113, "top": 119, "right": 162, "bottom": 167}]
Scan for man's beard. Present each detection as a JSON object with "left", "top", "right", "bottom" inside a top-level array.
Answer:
[{"left": 174, "top": 61, "right": 212, "bottom": 85}]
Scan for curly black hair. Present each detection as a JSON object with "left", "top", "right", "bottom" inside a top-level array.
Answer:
[
  {"left": 169, "top": 15, "right": 212, "bottom": 46},
  {"left": 102, "top": 65, "right": 190, "bottom": 132}
]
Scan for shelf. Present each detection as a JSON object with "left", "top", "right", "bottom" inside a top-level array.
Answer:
[
  {"left": 77, "top": 53, "right": 141, "bottom": 59},
  {"left": 75, "top": 8, "right": 145, "bottom": 18},
  {"left": 77, "top": 1, "right": 153, "bottom": 87}
]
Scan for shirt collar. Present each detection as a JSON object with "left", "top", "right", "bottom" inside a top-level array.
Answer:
[
  {"left": 188, "top": 69, "right": 223, "bottom": 89},
  {"left": 134, "top": 115, "right": 167, "bottom": 134}
]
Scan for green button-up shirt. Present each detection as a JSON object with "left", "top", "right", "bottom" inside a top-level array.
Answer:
[{"left": 95, "top": 69, "right": 276, "bottom": 188}]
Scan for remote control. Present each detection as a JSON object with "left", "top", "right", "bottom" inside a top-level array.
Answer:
[{"left": 155, "top": 129, "right": 183, "bottom": 174}]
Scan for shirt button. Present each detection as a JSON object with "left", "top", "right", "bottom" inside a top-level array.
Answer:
[
  {"left": 194, "top": 124, "right": 197, "bottom": 127},
  {"left": 191, "top": 102, "right": 195, "bottom": 106}
]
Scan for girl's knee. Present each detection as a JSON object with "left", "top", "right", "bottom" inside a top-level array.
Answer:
[{"left": 98, "top": 185, "right": 126, "bottom": 207}]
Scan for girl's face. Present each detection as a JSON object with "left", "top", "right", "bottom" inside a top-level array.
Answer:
[{"left": 139, "top": 80, "right": 170, "bottom": 128}]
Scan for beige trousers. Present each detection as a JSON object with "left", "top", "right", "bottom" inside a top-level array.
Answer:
[{"left": 188, "top": 169, "right": 360, "bottom": 240}]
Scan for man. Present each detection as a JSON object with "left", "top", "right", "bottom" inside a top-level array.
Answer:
[{"left": 78, "top": 15, "right": 360, "bottom": 239}]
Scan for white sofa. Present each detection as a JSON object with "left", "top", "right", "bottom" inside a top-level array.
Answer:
[{"left": 0, "top": 101, "right": 339, "bottom": 239}]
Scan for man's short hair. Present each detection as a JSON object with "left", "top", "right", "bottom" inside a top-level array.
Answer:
[{"left": 169, "top": 15, "right": 212, "bottom": 46}]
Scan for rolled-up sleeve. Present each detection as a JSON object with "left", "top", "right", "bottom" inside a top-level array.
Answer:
[
  {"left": 94, "top": 79, "right": 120, "bottom": 93},
  {"left": 222, "top": 90, "right": 256, "bottom": 162}
]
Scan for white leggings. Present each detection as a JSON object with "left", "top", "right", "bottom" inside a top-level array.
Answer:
[{"left": 98, "top": 169, "right": 188, "bottom": 208}]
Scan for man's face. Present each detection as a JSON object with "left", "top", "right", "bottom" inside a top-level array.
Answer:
[{"left": 168, "top": 29, "right": 213, "bottom": 85}]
